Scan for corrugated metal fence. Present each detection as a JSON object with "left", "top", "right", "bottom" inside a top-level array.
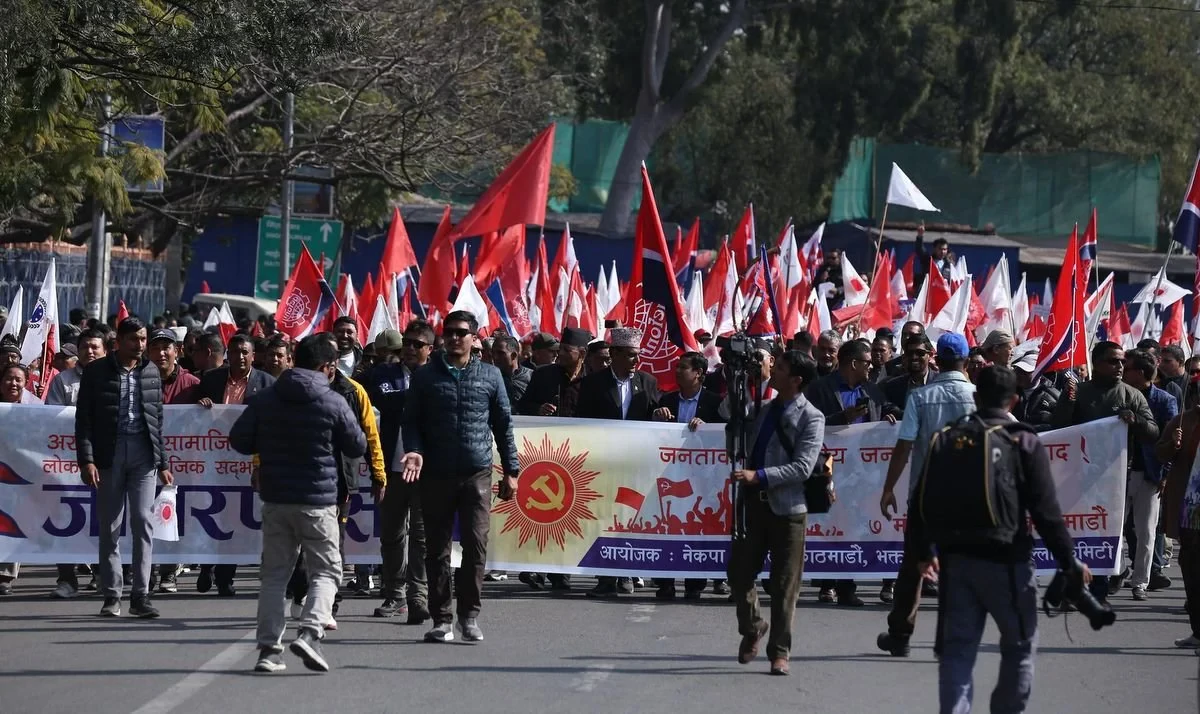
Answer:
[{"left": 0, "top": 245, "right": 166, "bottom": 323}]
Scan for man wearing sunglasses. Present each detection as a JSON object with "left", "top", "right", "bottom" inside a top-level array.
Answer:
[
  {"left": 400, "top": 311, "right": 519, "bottom": 643},
  {"left": 1052, "top": 340, "right": 1158, "bottom": 603},
  {"left": 367, "top": 320, "right": 435, "bottom": 624}
]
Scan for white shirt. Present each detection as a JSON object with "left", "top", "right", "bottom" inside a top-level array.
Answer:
[
  {"left": 336, "top": 351, "right": 357, "bottom": 377},
  {"left": 613, "top": 370, "right": 633, "bottom": 419}
]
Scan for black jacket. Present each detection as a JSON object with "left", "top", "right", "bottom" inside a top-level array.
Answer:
[
  {"left": 575, "top": 369, "right": 660, "bottom": 421},
  {"left": 365, "top": 361, "right": 410, "bottom": 467},
  {"left": 659, "top": 389, "right": 725, "bottom": 424},
  {"left": 518, "top": 363, "right": 585, "bottom": 417},
  {"left": 805, "top": 372, "right": 899, "bottom": 425},
  {"left": 197, "top": 366, "right": 274, "bottom": 404},
  {"left": 883, "top": 372, "right": 931, "bottom": 417},
  {"left": 229, "top": 368, "right": 366, "bottom": 506},
  {"left": 910, "top": 409, "right": 1077, "bottom": 566},
  {"left": 1016, "top": 380, "right": 1060, "bottom": 432},
  {"left": 402, "top": 353, "right": 519, "bottom": 478},
  {"left": 504, "top": 365, "right": 533, "bottom": 408},
  {"left": 75, "top": 355, "right": 168, "bottom": 471}
]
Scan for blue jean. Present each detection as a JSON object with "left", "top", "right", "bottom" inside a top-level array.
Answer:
[{"left": 938, "top": 555, "right": 1038, "bottom": 714}]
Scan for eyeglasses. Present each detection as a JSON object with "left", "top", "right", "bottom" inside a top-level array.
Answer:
[
  {"left": 1190, "top": 369, "right": 1200, "bottom": 376},
  {"left": 405, "top": 339, "right": 430, "bottom": 350},
  {"left": 443, "top": 328, "right": 471, "bottom": 340}
]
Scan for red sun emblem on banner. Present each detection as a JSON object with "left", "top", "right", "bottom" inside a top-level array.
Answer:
[
  {"left": 492, "top": 435, "right": 601, "bottom": 552},
  {"left": 631, "top": 299, "right": 682, "bottom": 382}
]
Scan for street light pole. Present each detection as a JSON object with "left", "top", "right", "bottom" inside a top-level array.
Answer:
[
  {"left": 279, "top": 92, "right": 295, "bottom": 295},
  {"left": 85, "top": 94, "right": 113, "bottom": 320}
]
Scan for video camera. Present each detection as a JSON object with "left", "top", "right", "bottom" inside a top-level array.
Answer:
[
  {"left": 1042, "top": 566, "right": 1116, "bottom": 631},
  {"left": 715, "top": 332, "right": 765, "bottom": 368}
]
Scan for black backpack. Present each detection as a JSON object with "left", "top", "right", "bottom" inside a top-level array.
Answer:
[{"left": 916, "top": 414, "right": 1033, "bottom": 547}]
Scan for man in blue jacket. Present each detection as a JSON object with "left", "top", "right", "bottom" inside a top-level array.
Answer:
[
  {"left": 400, "top": 310, "right": 520, "bottom": 644},
  {"left": 230, "top": 335, "right": 366, "bottom": 674}
]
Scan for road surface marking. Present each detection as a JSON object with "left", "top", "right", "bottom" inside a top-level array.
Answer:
[{"left": 130, "top": 631, "right": 257, "bottom": 714}]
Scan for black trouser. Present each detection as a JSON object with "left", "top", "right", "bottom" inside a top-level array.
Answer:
[
  {"left": 422, "top": 469, "right": 491, "bottom": 624},
  {"left": 199, "top": 564, "right": 237, "bottom": 587},
  {"left": 378, "top": 479, "right": 428, "bottom": 606},
  {"left": 886, "top": 522, "right": 926, "bottom": 639},
  {"left": 653, "top": 578, "right": 707, "bottom": 593},
  {"left": 815, "top": 578, "right": 857, "bottom": 597}
]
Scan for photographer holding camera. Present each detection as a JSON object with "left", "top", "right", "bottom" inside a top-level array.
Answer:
[
  {"left": 909, "top": 366, "right": 1092, "bottom": 714},
  {"left": 727, "top": 350, "right": 825, "bottom": 677}
]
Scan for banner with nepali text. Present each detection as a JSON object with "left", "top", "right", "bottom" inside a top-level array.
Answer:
[{"left": 0, "top": 405, "right": 1126, "bottom": 578}]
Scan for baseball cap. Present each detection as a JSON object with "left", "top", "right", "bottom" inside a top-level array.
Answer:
[
  {"left": 532, "top": 332, "right": 559, "bottom": 350},
  {"left": 936, "top": 333, "right": 970, "bottom": 361},
  {"left": 1012, "top": 350, "right": 1037, "bottom": 373},
  {"left": 981, "top": 329, "right": 1014, "bottom": 351},
  {"left": 149, "top": 328, "right": 178, "bottom": 344},
  {"left": 57, "top": 344, "right": 79, "bottom": 358},
  {"left": 374, "top": 329, "right": 403, "bottom": 353}
]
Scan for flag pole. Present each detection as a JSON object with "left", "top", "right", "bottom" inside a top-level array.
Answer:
[
  {"left": 1145, "top": 240, "right": 1179, "bottom": 340},
  {"left": 855, "top": 203, "right": 891, "bottom": 334}
]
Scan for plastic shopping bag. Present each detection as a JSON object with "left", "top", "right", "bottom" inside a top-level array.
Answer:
[{"left": 151, "top": 485, "right": 179, "bottom": 542}]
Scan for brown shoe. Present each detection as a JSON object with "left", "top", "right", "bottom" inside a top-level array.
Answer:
[
  {"left": 737, "top": 621, "right": 769, "bottom": 664},
  {"left": 770, "top": 658, "right": 790, "bottom": 676}
]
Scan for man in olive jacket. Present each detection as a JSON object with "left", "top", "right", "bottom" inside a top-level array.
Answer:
[{"left": 75, "top": 317, "right": 173, "bottom": 620}]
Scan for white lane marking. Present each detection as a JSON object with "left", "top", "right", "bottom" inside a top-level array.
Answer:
[
  {"left": 626, "top": 603, "right": 656, "bottom": 623},
  {"left": 568, "top": 664, "right": 615, "bottom": 692},
  {"left": 130, "top": 631, "right": 257, "bottom": 714}
]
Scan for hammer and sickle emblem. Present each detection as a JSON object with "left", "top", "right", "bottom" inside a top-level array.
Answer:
[{"left": 525, "top": 472, "right": 567, "bottom": 512}]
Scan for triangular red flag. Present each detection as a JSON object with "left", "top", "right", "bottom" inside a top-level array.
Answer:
[
  {"left": 1162, "top": 300, "right": 1186, "bottom": 347},
  {"left": 1034, "top": 227, "right": 1087, "bottom": 375},
  {"left": 358, "top": 272, "right": 377, "bottom": 329},
  {"left": 417, "top": 206, "right": 456, "bottom": 315},
  {"left": 447, "top": 125, "right": 556, "bottom": 240},
  {"left": 116, "top": 300, "right": 130, "bottom": 326},
  {"left": 474, "top": 224, "right": 525, "bottom": 290},
  {"left": 626, "top": 165, "right": 699, "bottom": 390},
  {"left": 927, "top": 258, "right": 953, "bottom": 319},
  {"left": 381, "top": 206, "right": 419, "bottom": 278},
  {"left": 534, "top": 235, "right": 556, "bottom": 333},
  {"left": 673, "top": 218, "right": 700, "bottom": 276},
  {"left": 730, "top": 204, "right": 756, "bottom": 275}
]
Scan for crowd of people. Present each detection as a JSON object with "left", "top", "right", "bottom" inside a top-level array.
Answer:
[{"left": 1, "top": 297, "right": 1198, "bottom": 711}]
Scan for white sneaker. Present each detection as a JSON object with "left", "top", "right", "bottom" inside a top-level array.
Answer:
[
  {"left": 1174, "top": 634, "right": 1200, "bottom": 648},
  {"left": 50, "top": 582, "right": 78, "bottom": 599}
]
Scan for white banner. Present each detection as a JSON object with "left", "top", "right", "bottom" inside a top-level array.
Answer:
[{"left": 0, "top": 406, "right": 1126, "bottom": 577}]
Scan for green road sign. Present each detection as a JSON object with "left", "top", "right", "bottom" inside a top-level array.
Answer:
[{"left": 256, "top": 216, "right": 344, "bottom": 299}]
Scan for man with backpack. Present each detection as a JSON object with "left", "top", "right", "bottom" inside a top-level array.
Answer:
[{"left": 909, "top": 365, "right": 1090, "bottom": 714}]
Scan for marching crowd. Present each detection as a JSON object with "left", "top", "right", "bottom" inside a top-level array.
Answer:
[{"left": 1, "top": 292, "right": 1199, "bottom": 713}]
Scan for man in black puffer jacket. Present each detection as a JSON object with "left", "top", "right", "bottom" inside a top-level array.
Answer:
[
  {"left": 230, "top": 335, "right": 366, "bottom": 674},
  {"left": 75, "top": 316, "right": 172, "bottom": 620},
  {"left": 400, "top": 310, "right": 520, "bottom": 645}
]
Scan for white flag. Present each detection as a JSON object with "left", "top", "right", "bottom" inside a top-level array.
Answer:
[
  {"left": 1011, "top": 273, "right": 1030, "bottom": 341},
  {"left": 20, "top": 259, "right": 58, "bottom": 365},
  {"left": 885, "top": 163, "right": 940, "bottom": 212},
  {"left": 685, "top": 271, "right": 709, "bottom": 334},
  {"left": 450, "top": 274, "right": 489, "bottom": 334},
  {"left": 977, "top": 254, "right": 1013, "bottom": 340},
  {"left": 366, "top": 294, "right": 392, "bottom": 346},
  {"left": 596, "top": 266, "right": 610, "bottom": 318},
  {"left": 840, "top": 254, "right": 871, "bottom": 307},
  {"left": 906, "top": 273, "right": 930, "bottom": 325},
  {"left": 926, "top": 276, "right": 973, "bottom": 343},
  {"left": 950, "top": 255, "right": 969, "bottom": 283},
  {"left": 0, "top": 286, "right": 24, "bottom": 342},
  {"left": 607, "top": 261, "right": 621, "bottom": 313},
  {"left": 1130, "top": 267, "right": 1191, "bottom": 307},
  {"left": 778, "top": 225, "right": 803, "bottom": 291}
]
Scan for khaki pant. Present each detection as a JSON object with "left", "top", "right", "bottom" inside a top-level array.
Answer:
[
  {"left": 726, "top": 494, "right": 807, "bottom": 661},
  {"left": 256, "top": 503, "right": 341, "bottom": 650}
]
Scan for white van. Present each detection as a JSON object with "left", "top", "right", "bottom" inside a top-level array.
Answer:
[{"left": 191, "top": 293, "right": 278, "bottom": 324}]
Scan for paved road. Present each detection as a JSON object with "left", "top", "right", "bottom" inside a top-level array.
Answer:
[{"left": 0, "top": 566, "right": 1195, "bottom": 714}]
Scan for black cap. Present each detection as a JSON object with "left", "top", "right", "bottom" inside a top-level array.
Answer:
[
  {"left": 149, "top": 328, "right": 178, "bottom": 344},
  {"left": 560, "top": 327, "right": 592, "bottom": 348}
]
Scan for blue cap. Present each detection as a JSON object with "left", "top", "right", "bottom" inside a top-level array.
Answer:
[{"left": 936, "top": 333, "right": 970, "bottom": 360}]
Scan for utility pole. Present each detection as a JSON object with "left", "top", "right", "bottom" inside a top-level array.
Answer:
[
  {"left": 279, "top": 92, "right": 295, "bottom": 293},
  {"left": 85, "top": 94, "right": 113, "bottom": 320}
]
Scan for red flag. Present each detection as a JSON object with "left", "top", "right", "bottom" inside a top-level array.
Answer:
[
  {"left": 550, "top": 223, "right": 578, "bottom": 301},
  {"left": 900, "top": 253, "right": 915, "bottom": 295},
  {"left": 335, "top": 274, "right": 367, "bottom": 341},
  {"left": 927, "top": 258, "right": 953, "bottom": 319},
  {"left": 1109, "top": 303, "right": 1132, "bottom": 347},
  {"left": 657, "top": 477, "right": 694, "bottom": 499},
  {"left": 625, "top": 166, "right": 700, "bottom": 390},
  {"left": 275, "top": 246, "right": 339, "bottom": 340},
  {"left": 417, "top": 206, "right": 456, "bottom": 315},
  {"left": 475, "top": 224, "right": 525, "bottom": 290},
  {"left": 358, "top": 272, "right": 378, "bottom": 328},
  {"left": 199, "top": 281, "right": 211, "bottom": 294},
  {"left": 673, "top": 218, "right": 700, "bottom": 276},
  {"left": 704, "top": 240, "right": 731, "bottom": 314},
  {"left": 730, "top": 204, "right": 756, "bottom": 274},
  {"left": 534, "top": 235, "right": 556, "bottom": 333},
  {"left": 447, "top": 125, "right": 556, "bottom": 240},
  {"left": 381, "top": 206, "right": 418, "bottom": 277},
  {"left": 965, "top": 283, "right": 986, "bottom": 339},
  {"left": 1162, "top": 300, "right": 1186, "bottom": 347},
  {"left": 250, "top": 320, "right": 265, "bottom": 338},
  {"left": 614, "top": 486, "right": 646, "bottom": 512},
  {"left": 859, "top": 251, "right": 895, "bottom": 331},
  {"left": 116, "top": 300, "right": 129, "bottom": 326},
  {"left": 1034, "top": 227, "right": 1087, "bottom": 375}
]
